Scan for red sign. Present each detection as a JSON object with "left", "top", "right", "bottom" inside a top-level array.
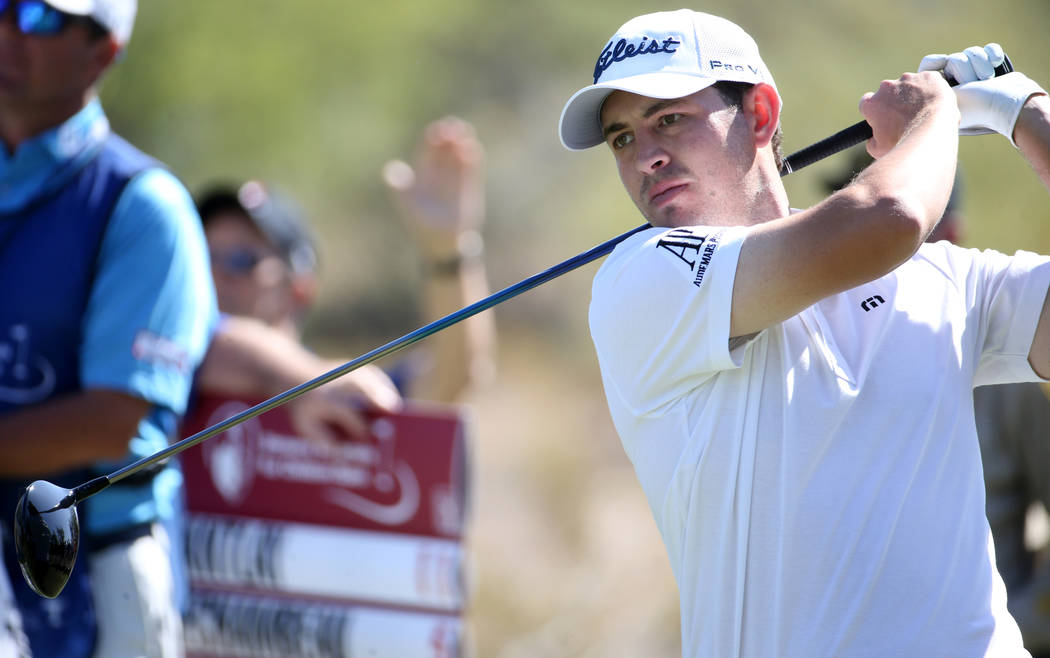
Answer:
[
  {"left": 180, "top": 395, "right": 474, "bottom": 657},
  {"left": 180, "top": 395, "right": 472, "bottom": 540}
]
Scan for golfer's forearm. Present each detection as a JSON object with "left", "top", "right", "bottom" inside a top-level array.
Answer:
[
  {"left": 860, "top": 108, "right": 960, "bottom": 241},
  {"left": 0, "top": 390, "right": 147, "bottom": 476},
  {"left": 1014, "top": 94, "right": 1050, "bottom": 191}
]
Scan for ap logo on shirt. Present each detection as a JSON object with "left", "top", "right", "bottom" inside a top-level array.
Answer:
[{"left": 655, "top": 227, "right": 722, "bottom": 288}]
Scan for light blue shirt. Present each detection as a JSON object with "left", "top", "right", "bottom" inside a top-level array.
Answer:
[{"left": 0, "top": 99, "right": 218, "bottom": 533}]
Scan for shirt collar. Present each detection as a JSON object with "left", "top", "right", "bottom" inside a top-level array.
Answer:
[
  {"left": 0, "top": 99, "right": 111, "bottom": 213},
  {"left": 42, "top": 98, "right": 110, "bottom": 162}
]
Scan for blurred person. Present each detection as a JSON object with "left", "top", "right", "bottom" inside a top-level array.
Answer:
[
  {"left": 179, "top": 119, "right": 492, "bottom": 657},
  {"left": 199, "top": 179, "right": 319, "bottom": 337},
  {"left": 196, "top": 116, "right": 494, "bottom": 416},
  {"left": 826, "top": 151, "right": 1050, "bottom": 655},
  {"left": 980, "top": 382, "right": 1050, "bottom": 657},
  {"left": 0, "top": 2, "right": 416, "bottom": 656},
  {"left": 192, "top": 182, "right": 401, "bottom": 443},
  {"left": 0, "top": 1, "right": 401, "bottom": 653},
  {"left": 0, "top": 1, "right": 213, "bottom": 656},
  {"left": 383, "top": 116, "right": 495, "bottom": 403},
  {"left": 558, "top": 9, "right": 1050, "bottom": 657}
]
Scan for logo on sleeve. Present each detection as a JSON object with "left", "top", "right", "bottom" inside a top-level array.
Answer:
[
  {"left": 132, "top": 330, "right": 190, "bottom": 374},
  {"left": 655, "top": 228, "right": 721, "bottom": 288}
]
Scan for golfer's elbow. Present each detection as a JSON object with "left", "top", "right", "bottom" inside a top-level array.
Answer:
[
  {"left": 838, "top": 186, "right": 930, "bottom": 271},
  {"left": 872, "top": 193, "right": 930, "bottom": 254}
]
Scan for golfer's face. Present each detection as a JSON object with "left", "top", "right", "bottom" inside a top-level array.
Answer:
[{"left": 600, "top": 88, "right": 745, "bottom": 227}]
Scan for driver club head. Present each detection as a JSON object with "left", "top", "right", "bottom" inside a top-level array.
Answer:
[{"left": 13, "top": 480, "right": 80, "bottom": 599}]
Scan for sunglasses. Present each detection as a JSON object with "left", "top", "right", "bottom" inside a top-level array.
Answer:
[
  {"left": 210, "top": 247, "right": 270, "bottom": 277},
  {"left": 0, "top": 0, "right": 102, "bottom": 37}
]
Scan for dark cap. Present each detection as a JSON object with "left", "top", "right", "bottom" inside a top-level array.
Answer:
[{"left": 196, "top": 180, "right": 318, "bottom": 275}]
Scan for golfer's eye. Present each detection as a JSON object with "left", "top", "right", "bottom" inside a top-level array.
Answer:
[
  {"left": 658, "top": 113, "right": 683, "bottom": 127},
  {"left": 611, "top": 132, "right": 633, "bottom": 150}
]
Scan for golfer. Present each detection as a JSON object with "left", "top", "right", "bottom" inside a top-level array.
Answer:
[{"left": 559, "top": 9, "right": 1050, "bottom": 657}]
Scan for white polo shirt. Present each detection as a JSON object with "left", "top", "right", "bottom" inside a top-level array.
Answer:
[{"left": 589, "top": 225, "right": 1050, "bottom": 658}]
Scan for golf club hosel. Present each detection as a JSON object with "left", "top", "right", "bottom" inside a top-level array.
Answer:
[{"left": 68, "top": 476, "right": 110, "bottom": 509}]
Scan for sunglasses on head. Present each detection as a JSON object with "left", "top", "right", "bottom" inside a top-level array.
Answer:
[{"left": 0, "top": 0, "right": 103, "bottom": 37}]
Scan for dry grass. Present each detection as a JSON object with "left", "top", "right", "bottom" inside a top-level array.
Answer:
[{"left": 462, "top": 333, "right": 681, "bottom": 657}]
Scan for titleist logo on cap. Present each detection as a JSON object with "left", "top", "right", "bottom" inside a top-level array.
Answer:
[{"left": 593, "top": 36, "right": 682, "bottom": 84}]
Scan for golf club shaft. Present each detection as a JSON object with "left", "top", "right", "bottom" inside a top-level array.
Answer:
[
  {"left": 70, "top": 223, "right": 654, "bottom": 503},
  {"left": 66, "top": 96, "right": 965, "bottom": 506}
]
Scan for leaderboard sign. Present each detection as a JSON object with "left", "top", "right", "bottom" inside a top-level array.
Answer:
[{"left": 179, "top": 394, "right": 472, "bottom": 658}]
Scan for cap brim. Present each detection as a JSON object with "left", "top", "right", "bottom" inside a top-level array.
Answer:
[
  {"left": 558, "top": 72, "right": 719, "bottom": 151},
  {"left": 42, "top": 0, "right": 93, "bottom": 16}
]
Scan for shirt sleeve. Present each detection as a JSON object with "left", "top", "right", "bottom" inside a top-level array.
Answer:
[
  {"left": 80, "top": 168, "right": 218, "bottom": 414},
  {"left": 588, "top": 224, "right": 750, "bottom": 417},
  {"left": 954, "top": 245, "right": 1050, "bottom": 386}
]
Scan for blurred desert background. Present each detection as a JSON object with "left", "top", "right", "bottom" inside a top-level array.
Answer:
[{"left": 106, "top": 1, "right": 1050, "bottom": 656}]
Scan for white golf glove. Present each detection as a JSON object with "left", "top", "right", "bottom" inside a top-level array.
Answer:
[{"left": 918, "top": 43, "right": 1047, "bottom": 146}]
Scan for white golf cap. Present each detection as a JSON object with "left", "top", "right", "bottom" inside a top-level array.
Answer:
[
  {"left": 559, "top": 9, "right": 778, "bottom": 150},
  {"left": 44, "top": 0, "right": 137, "bottom": 46}
]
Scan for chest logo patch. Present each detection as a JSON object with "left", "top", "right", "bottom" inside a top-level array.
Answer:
[{"left": 861, "top": 295, "right": 886, "bottom": 312}]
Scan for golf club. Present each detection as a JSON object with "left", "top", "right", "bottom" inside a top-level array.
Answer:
[
  {"left": 13, "top": 59, "right": 1014, "bottom": 599},
  {"left": 780, "top": 55, "right": 1013, "bottom": 174}
]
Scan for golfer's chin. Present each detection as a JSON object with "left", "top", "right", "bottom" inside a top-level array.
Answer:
[{"left": 641, "top": 202, "right": 699, "bottom": 229}]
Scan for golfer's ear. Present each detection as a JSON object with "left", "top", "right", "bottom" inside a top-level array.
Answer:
[{"left": 745, "top": 82, "right": 781, "bottom": 148}]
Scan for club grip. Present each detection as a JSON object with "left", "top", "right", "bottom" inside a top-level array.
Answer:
[
  {"left": 779, "top": 54, "right": 1015, "bottom": 176},
  {"left": 779, "top": 122, "right": 872, "bottom": 175}
]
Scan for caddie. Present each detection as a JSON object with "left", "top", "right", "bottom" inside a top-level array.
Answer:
[{"left": 0, "top": 1, "right": 215, "bottom": 656}]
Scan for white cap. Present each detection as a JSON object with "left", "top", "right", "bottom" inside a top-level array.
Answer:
[
  {"left": 44, "top": 0, "right": 137, "bottom": 46},
  {"left": 559, "top": 9, "right": 778, "bottom": 150}
]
